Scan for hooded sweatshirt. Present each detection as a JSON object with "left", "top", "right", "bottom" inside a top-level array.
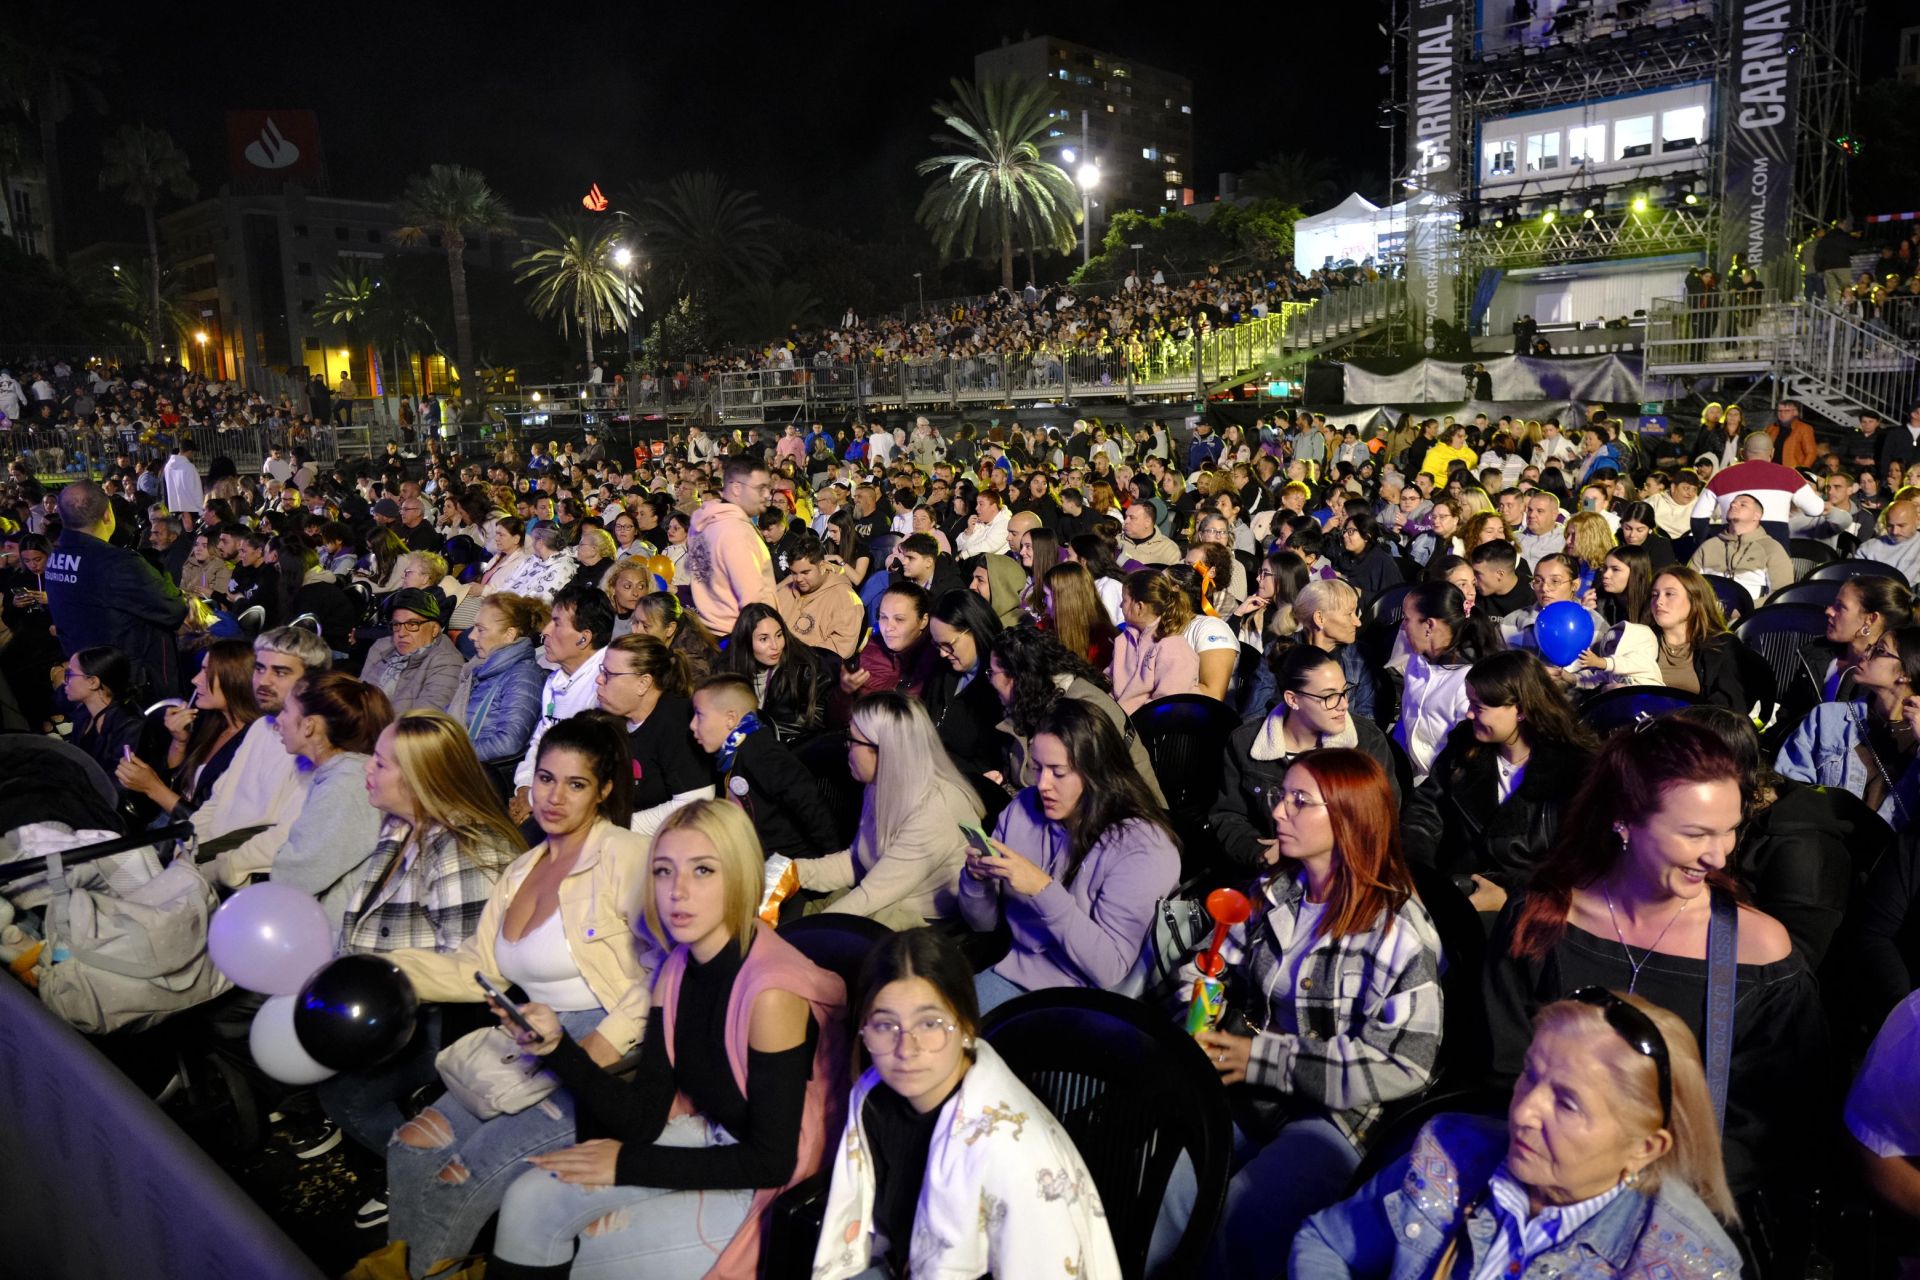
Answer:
[
  {"left": 689, "top": 499, "right": 776, "bottom": 636},
  {"left": 980, "top": 553, "right": 1030, "bottom": 628}
]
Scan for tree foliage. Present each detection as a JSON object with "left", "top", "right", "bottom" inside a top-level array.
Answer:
[
  {"left": 514, "top": 216, "right": 640, "bottom": 364},
  {"left": 640, "top": 171, "right": 779, "bottom": 304},
  {"left": 915, "top": 75, "right": 1080, "bottom": 290},
  {"left": 97, "top": 123, "right": 196, "bottom": 358},
  {"left": 393, "top": 163, "right": 513, "bottom": 400},
  {"left": 1068, "top": 198, "right": 1304, "bottom": 286}
]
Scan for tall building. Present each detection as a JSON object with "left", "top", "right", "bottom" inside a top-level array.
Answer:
[
  {"left": 1, "top": 165, "right": 54, "bottom": 260},
  {"left": 974, "top": 35, "right": 1196, "bottom": 221},
  {"left": 1900, "top": 25, "right": 1920, "bottom": 85}
]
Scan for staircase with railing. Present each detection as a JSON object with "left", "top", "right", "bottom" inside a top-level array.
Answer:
[{"left": 1643, "top": 290, "right": 1920, "bottom": 426}]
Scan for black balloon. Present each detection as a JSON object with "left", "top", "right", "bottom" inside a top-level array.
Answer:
[{"left": 292, "top": 955, "right": 419, "bottom": 1071}]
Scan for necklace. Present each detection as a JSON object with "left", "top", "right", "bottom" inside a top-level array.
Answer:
[{"left": 1601, "top": 880, "right": 1693, "bottom": 994}]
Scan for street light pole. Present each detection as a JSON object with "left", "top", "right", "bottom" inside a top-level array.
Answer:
[
  {"left": 614, "top": 245, "right": 637, "bottom": 413},
  {"left": 914, "top": 272, "right": 924, "bottom": 320},
  {"left": 1080, "top": 110, "right": 1091, "bottom": 269}
]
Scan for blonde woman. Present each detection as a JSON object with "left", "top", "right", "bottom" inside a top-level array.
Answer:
[
  {"left": 795, "top": 691, "right": 984, "bottom": 928},
  {"left": 1562, "top": 510, "right": 1616, "bottom": 581},
  {"left": 604, "top": 557, "right": 653, "bottom": 638},
  {"left": 323, "top": 711, "right": 525, "bottom": 1153}
]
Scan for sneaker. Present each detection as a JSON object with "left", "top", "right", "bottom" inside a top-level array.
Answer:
[
  {"left": 354, "top": 1197, "right": 389, "bottom": 1230},
  {"left": 277, "top": 1113, "right": 343, "bottom": 1160}
]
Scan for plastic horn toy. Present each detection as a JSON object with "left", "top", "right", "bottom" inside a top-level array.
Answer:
[{"left": 1185, "top": 887, "right": 1254, "bottom": 1035}]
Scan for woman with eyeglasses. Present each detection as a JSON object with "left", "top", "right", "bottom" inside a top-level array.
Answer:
[
  {"left": 1152, "top": 748, "right": 1443, "bottom": 1277},
  {"left": 812, "top": 928, "right": 1121, "bottom": 1280},
  {"left": 958, "top": 698, "right": 1179, "bottom": 1014},
  {"left": 926, "top": 588, "right": 1010, "bottom": 782},
  {"left": 1293, "top": 988, "right": 1741, "bottom": 1279},
  {"left": 1404, "top": 650, "right": 1597, "bottom": 916},
  {"left": 596, "top": 634, "right": 713, "bottom": 840},
  {"left": 1776, "top": 623, "right": 1920, "bottom": 828},
  {"left": 1213, "top": 646, "right": 1400, "bottom": 874},
  {"left": 1816, "top": 574, "right": 1913, "bottom": 703},
  {"left": 791, "top": 693, "right": 982, "bottom": 929},
  {"left": 59, "top": 646, "right": 153, "bottom": 782},
  {"left": 1484, "top": 716, "right": 1822, "bottom": 1206}
]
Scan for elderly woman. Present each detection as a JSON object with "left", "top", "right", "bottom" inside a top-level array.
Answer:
[
  {"left": 361, "top": 587, "right": 465, "bottom": 715},
  {"left": 498, "top": 524, "right": 576, "bottom": 602},
  {"left": 1294, "top": 578, "right": 1378, "bottom": 723},
  {"left": 571, "top": 525, "right": 616, "bottom": 591},
  {"left": 450, "top": 592, "right": 551, "bottom": 785},
  {"left": 1292, "top": 989, "right": 1742, "bottom": 1278}
]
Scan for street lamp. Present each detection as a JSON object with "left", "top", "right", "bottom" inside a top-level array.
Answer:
[
  {"left": 193, "top": 329, "right": 208, "bottom": 374},
  {"left": 1130, "top": 242, "right": 1145, "bottom": 280},
  {"left": 612, "top": 244, "right": 638, "bottom": 402},
  {"left": 1076, "top": 162, "right": 1102, "bottom": 269}
]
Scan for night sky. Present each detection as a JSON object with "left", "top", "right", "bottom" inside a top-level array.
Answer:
[{"left": 56, "top": 2, "right": 1391, "bottom": 251}]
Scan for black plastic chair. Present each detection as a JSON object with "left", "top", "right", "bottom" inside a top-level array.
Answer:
[
  {"left": 1369, "top": 580, "right": 1417, "bottom": 626},
  {"left": 1735, "top": 604, "right": 1829, "bottom": 706},
  {"left": 775, "top": 913, "right": 892, "bottom": 994},
  {"left": 981, "top": 988, "right": 1232, "bottom": 1280},
  {"left": 1788, "top": 538, "right": 1841, "bottom": 573},
  {"left": 1704, "top": 574, "right": 1754, "bottom": 623},
  {"left": 1810, "top": 559, "right": 1910, "bottom": 588},
  {"left": 1766, "top": 579, "right": 1843, "bottom": 608},
  {"left": 1131, "top": 694, "right": 1243, "bottom": 882},
  {"left": 1578, "top": 684, "right": 1700, "bottom": 735}
]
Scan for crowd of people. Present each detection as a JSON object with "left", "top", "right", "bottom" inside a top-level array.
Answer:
[{"left": 4, "top": 383, "right": 1920, "bottom": 1279}]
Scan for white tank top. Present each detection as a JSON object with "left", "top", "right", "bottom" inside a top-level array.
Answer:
[{"left": 494, "top": 910, "right": 599, "bottom": 1011}]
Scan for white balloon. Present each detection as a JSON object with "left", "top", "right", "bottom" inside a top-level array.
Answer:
[{"left": 250, "top": 994, "right": 337, "bottom": 1085}]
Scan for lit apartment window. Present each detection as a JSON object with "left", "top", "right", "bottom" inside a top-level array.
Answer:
[
  {"left": 1166, "top": 188, "right": 1179, "bottom": 201},
  {"left": 1567, "top": 123, "right": 1605, "bottom": 165},
  {"left": 1142, "top": 146, "right": 1158, "bottom": 160},
  {"left": 1059, "top": 68, "right": 1068, "bottom": 79},
  {"left": 1614, "top": 116, "right": 1654, "bottom": 160},
  {"left": 1048, "top": 129, "right": 1064, "bottom": 138},
  {"left": 1486, "top": 139, "right": 1517, "bottom": 177},
  {"left": 1112, "top": 65, "right": 1129, "bottom": 78},
  {"left": 1164, "top": 170, "right": 1183, "bottom": 184},
  {"left": 1180, "top": 104, "right": 1191, "bottom": 114}
]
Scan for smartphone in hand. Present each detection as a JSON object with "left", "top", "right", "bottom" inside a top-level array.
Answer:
[
  {"left": 474, "top": 971, "right": 537, "bottom": 1037},
  {"left": 960, "top": 823, "right": 997, "bottom": 860}
]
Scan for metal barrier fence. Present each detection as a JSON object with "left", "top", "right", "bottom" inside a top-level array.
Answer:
[
  {"left": 1642, "top": 290, "right": 1791, "bottom": 369},
  {"left": 1787, "top": 298, "right": 1920, "bottom": 424},
  {"left": 6, "top": 421, "right": 352, "bottom": 481}
]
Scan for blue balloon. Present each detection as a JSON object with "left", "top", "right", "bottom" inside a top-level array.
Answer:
[{"left": 1536, "top": 600, "right": 1596, "bottom": 668}]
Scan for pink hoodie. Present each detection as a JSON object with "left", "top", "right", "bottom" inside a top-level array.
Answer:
[
  {"left": 1109, "top": 624, "right": 1199, "bottom": 713},
  {"left": 688, "top": 499, "right": 775, "bottom": 635}
]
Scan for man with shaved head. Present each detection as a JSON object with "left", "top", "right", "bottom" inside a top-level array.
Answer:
[{"left": 1859, "top": 498, "right": 1920, "bottom": 582}]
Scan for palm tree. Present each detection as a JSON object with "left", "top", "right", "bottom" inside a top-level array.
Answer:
[
  {"left": 392, "top": 164, "right": 513, "bottom": 402},
  {"left": 105, "top": 258, "right": 191, "bottom": 352},
  {"left": 1239, "top": 151, "right": 1338, "bottom": 210},
  {"left": 640, "top": 172, "right": 778, "bottom": 304},
  {"left": 915, "top": 76, "right": 1080, "bottom": 291},
  {"left": 514, "top": 216, "right": 639, "bottom": 365},
  {"left": 724, "top": 278, "right": 822, "bottom": 345},
  {"left": 97, "top": 124, "right": 197, "bottom": 359},
  {"left": 316, "top": 264, "right": 390, "bottom": 397}
]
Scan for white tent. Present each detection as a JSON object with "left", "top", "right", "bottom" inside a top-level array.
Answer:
[{"left": 1294, "top": 192, "right": 1409, "bottom": 271}]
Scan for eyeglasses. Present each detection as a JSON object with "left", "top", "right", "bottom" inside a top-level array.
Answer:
[
  {"left": 846, "top": 734, "right": 878, "bottom": 751},
  {"left": 859, "top": 1015, "right": 958, "bottom": 1055},
  {"left": 1531, "top": 575, "right": 1573, "bottom": 589},
  {"left": 1272, "top": 788, "right": 1329, "bottom": 812},
  {"left": 1292, "top": 683, "right": 1357, "bottom": 709},
  {"left": 1566, "top": 986, "right": 1672, "bottom": 1127},
  {"left": 1867, "top": 642, "right": 1899, "bottom": 661},
  {"left": 391, "top": 618, "right": 436, "bottom": 633},
  {"left": 598, "top": 667, "right": 645, "bottom": 683}
]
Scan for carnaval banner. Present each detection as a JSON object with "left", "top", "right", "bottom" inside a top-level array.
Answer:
[
  {"left": 1721, "top": 0, "right": 1801, "bottom": 285},
  {"left": 1405, "top": 0, "right": 1465, "bottom": 349}
]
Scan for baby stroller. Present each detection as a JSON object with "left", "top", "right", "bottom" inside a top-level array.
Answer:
[{"left": 0, "top": 734, "right": 267, "bottom": 1155}]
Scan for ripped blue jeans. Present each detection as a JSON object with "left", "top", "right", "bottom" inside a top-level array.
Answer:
[{"left": 385, "top": 1007, "right": 602, "bottom": 1279}]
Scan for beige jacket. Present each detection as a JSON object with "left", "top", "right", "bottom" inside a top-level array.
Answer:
[
  {"left": 386, "top": 818, "right": 658, "bottom": 1054},
  {"left": 776, "top": 575, "right": 865, "bottom": 658},
  {"left": 796, "top": 778, "right": 979, "bottom": 928}
]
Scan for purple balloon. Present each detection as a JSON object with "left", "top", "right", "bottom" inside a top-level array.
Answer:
[
  {"left": 1536, "top": 599, "right": 1597, "bottom": 668},
  {"left": 208, "top": 882, "right": 332, "bottom": 995}
]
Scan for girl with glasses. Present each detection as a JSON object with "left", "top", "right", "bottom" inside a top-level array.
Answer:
[
  {"left": 1152, "top": 748, "right": 1443, "bottom": 1276},
  {"left": 791, "top": 693, "right": 983, "bottom": 929},
  {"left": 813, "top": 928, "right": 1120, "bottom": 1278},
  {"left": 1486, "top": 717, "right": 1820, "bottom": 1213},
  {"left": 1213, "top": 646, "right": 1400, "bottom": 874},
  {"left": 1294, "top": 989, "right": 1740, "bottom": 1278},
  {"left": 1777, "top": 623, "right": 1920, "bottom": 827}
]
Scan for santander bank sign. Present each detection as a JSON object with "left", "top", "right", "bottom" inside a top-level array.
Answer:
[{"left": 226, "top": 110, "right": 324, "bottom": 182}]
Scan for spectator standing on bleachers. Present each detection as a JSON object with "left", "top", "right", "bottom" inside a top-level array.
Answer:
[
  {"left": 163, "top": 441, "right": 203, "bottom": 526},
  {"left": 1767, "top": 399, "right": 1819, "bottom": 470}
]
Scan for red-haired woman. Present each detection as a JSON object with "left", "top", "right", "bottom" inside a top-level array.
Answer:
[
  {"left": 1148, "top": 748, "right": 1445, "bottom": 1275},
  {"left": 1484, "top": 715, "right": 1824, "bottom": 1209}
]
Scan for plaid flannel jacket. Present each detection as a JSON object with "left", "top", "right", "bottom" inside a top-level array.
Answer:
[
  {"left": 1183, "top": 869, "right": 1445, "bottom": 1150},
  {"left": 337, "top": 817, "right": 508, "bottom": 956}
]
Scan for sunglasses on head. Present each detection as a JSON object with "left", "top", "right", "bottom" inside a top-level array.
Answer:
[{"left": 1567, "top": 986, "right": 1671, "bottom": 1127}]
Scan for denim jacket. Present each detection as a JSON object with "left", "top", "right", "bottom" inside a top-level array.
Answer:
[
  {"left": 1774, "top": 700, "right": 1920, "bottom": 829},
  {"left": 1291, "top": 1114, "right": 1741, "bottom": 1279}
]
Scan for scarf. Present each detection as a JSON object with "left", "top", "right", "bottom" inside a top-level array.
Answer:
[{"left": 718, "top": 711, "right": 762, "bottom": 774}]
